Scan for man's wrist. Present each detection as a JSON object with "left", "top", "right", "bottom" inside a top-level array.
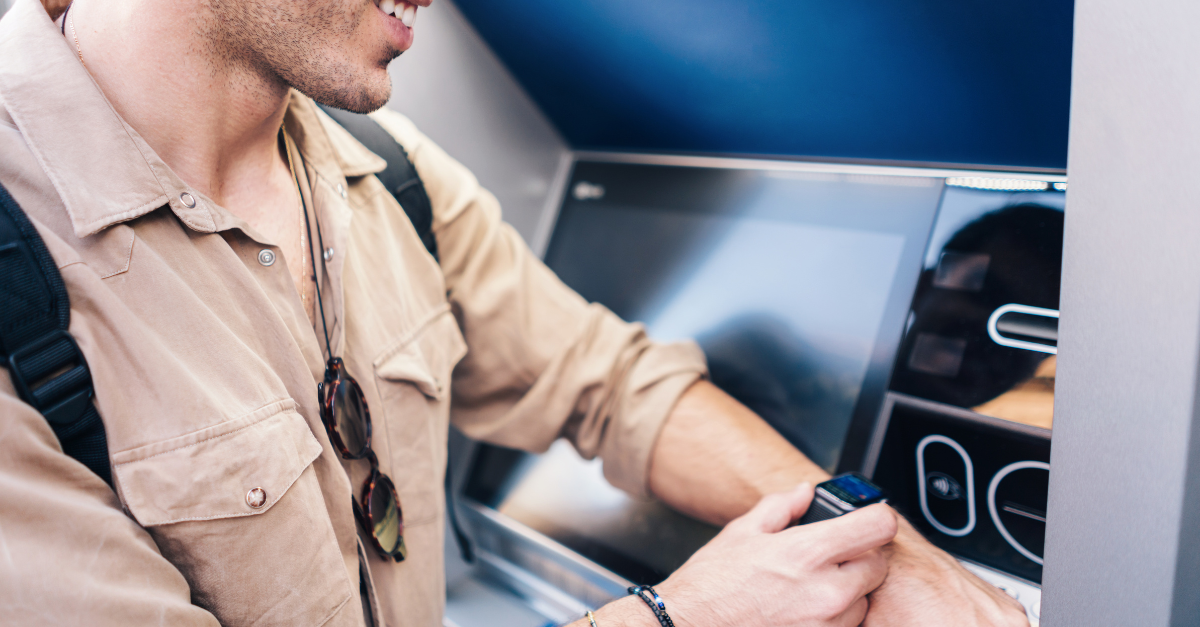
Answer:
[
  {"left": 576, "top": 595, "right": 665, "bottom": 627},
  {"left": 881, "top": 508, "right": 961, "bottom": 573}
]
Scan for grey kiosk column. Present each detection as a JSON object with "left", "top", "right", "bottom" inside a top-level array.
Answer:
[{"left": 1042, "top": 0, "right": 1200, "bottom": 625}]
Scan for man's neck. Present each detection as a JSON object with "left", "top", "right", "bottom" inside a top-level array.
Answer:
[{"left": 66, "top": 0, "right": 291, "bottom": 209}]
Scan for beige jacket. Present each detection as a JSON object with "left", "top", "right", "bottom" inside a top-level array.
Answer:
[{"left": 0, "top": 1, "right": 707, "bottom": 625}]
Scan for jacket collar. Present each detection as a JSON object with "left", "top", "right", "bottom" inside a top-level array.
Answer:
[
  {"left": 285, "top": 94, "right": 387, "bottom": 184},
  {"left": 0, "top": 0, "right": 387, "bottom": 239}
]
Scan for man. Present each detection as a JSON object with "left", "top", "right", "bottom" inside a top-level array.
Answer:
[{"left": 0, "top": 0, "right": 1028, "bottom": 624}]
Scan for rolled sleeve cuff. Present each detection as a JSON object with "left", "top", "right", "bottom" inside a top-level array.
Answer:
[{"left": 599, "top": 340, "right": 708, "bottom": 498}]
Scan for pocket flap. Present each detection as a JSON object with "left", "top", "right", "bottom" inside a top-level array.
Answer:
[
  {"left": 373, "top": 308, "right": 466, "bottom": 401},
  {"left": 375, "top": 348, "right": 444, "bottom": 399},
  {"left": 111, "top": 400, "right": 323, "bottom": 527}
]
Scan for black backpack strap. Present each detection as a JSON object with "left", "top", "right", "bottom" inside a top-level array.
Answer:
[
  {"left": 0, "top": 182, "right": 110, "bottom": 485},
  {"left": 317, "top": 105, "right": 438, "bottom": 262}
]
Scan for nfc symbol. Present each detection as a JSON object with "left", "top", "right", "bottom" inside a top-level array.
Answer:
[
  {"left": 916, "top": 434, "right": 976, "bottom": 537},
  {"left": 927, "top": 472, "right": 963, "bottom": 500}
]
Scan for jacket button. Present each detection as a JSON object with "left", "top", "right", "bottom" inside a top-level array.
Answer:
[
  {"left": 246, "top": 487, "right": 267, "bottom": 509},
  {"left": 257, "top": 249, "right": 276, "bottom": 266},
  {"left": 179, "top": 192, "right": 197, "bottom": 208},
  {"left": 336, "top": 183, "right": 347, "bottom": 199}
]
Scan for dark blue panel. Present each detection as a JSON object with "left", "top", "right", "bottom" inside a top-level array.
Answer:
[{"left": 452, "top": 0, "right": 1073, "bottom": 170}]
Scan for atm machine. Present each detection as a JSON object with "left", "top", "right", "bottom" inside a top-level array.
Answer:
[
  {"left": 453, "top": 162, "right": 1063, "bottom": 627},
  {"left": 376, "top": 2, "right": 1077, "bottom": 626}
]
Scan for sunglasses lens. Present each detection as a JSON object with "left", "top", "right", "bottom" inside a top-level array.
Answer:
[
  {"left": 369, "top": 476, "right": 405, "bottom": 559},
  {"left": 331, "top": 377, "right": 368, "bottom": 456}
]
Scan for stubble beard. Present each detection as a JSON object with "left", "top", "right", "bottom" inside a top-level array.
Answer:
[{"left": 201, "top": 0, "right": 397, "bottom": 114}]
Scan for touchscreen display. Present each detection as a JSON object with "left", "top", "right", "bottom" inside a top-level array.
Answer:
[
  {"left": 546, "top": 162, "right": 942, "bottom": 470},
  {"left": 824, "top": 474, "right": 884, "bottom": 505}
]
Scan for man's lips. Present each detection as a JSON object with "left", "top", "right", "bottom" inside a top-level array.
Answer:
[{"left": 376, "top": 0, "right": 418, "bottom": 28}]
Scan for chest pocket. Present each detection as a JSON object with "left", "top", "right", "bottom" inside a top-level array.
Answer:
[
  {"left": 111, "top": 400, "right": 355, "bottom": 626},
  {"left": 373, "top": 306, "right": 467, "bottom": 527}
]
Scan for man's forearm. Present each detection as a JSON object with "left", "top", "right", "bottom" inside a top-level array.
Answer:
[
  {"left": 647, "top": 380, "right": 829, "bottom": 525},
  {"left": 647, "top": 380, "right": 929, "bottom": 547}
]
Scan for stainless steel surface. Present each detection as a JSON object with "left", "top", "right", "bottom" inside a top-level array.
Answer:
[
  {"left": 386, "top": 1, "right": 569, "bottom": 244},
  {"left": 1045, "top": 1, "right": 1200, "bottom": 622},
  {"left": 444, "top": 576, "right": 554, "bottom": 627},
  {"left": 448, "top": 495, "right": 636, "bottom": 626},
  {"left": 463, "top": 498, "right": 631, "bottom": 605},
  {"left": 529, "top": 152, "right": 574, "bottom": 258},
  {"left": 477, "top": 440, "right": 720, "bottom": 584}
]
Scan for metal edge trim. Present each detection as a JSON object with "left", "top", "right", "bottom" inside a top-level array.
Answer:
[
  {"left": 957, "top": 556, "right": 1043, "bottom": 589},
  {"left": 861, "top": 393, "right": 898, "bottom": 477},
  {"left": 474, "top": 550, "right": 592, "bottom": 620},
  {"left": 462, "top": 499, "right": 634, "bottom": 593},
  {"left": 531, "top": 151, "right": 575, "bottom": 259},
  {"left": 572, "top": 151, "right": 1068, "bottom": 183},
  {"left": 887, "top": 391, "right": 1053, "bottom": 440}
]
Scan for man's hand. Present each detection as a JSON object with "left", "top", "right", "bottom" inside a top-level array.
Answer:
[
  {"left": 657, "top": 484, "right": 898, "bottom": 627},
  {"left": 649, "top": 381, "right": 1032, "bottom": 626},
  {"left": 863, "top": 519, "right": 1029, "bottom": 627}
]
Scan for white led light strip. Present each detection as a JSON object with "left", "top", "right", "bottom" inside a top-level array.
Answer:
[{"left": 945, "top": 176, "right": 1051, "bottom": 191}]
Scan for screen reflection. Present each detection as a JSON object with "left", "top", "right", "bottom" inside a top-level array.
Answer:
[
  {"left": 546, "top": 163, "right": 943, "bottom": 469},
  {"left": 890, "top": 188, "right": 1065, "bottom": 430}
]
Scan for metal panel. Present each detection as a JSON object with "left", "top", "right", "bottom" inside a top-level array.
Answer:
[
  {"left": 453, "top": 0, "right": 1073, "bottom": 170},
  {"left": 1042, "top": 0, "right": 1200, "bottom": 624},
  {"left": 386, "top": 1, "right": 570, "bottom": 243}
]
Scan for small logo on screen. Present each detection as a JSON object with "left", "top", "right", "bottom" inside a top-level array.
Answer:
[
  {"left": 927, "top": 472, "right": 964, "bottom": 500},
  {"left": 573, "top": 181, "right": 606, "bottom": 201}
]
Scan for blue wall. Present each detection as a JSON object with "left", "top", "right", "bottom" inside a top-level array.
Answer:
[{"left": 452, "top": 0, "right": 1074, "bottom": 170}]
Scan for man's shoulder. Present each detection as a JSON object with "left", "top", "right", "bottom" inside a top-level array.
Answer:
[
  {"left": 366, "top": 106, "right": 427, "bottom": 155},
  {"left": 0, "top": 101, "right": 81, "bottom": 264}
]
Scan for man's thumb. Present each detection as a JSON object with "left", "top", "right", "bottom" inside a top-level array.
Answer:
[{"left": 737, "top": 483, "right": 815, "bottom": 533}]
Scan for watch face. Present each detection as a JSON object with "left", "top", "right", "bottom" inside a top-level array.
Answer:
[{"left": 822, "top": 473, "right": 885, "bottom": 507}]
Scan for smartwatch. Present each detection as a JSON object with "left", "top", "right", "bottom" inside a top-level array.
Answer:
[{"left": 796, "top": 472, "right": 887, "bottom": 525}]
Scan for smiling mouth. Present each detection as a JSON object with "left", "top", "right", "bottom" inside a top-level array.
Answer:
[{"left": 376, "top": 0, "right": 417, "bottom": 28}]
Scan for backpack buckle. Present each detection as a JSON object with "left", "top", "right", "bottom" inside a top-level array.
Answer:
[{"left": 7, "top": 329, "right": 94, "bottom": 426}]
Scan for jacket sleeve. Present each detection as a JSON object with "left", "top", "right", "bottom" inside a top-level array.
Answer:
[
  {"left": 369, "top": 110, "right": 708, "bottom": 497},
  {"left": 0, "top": 389, "right": 220, "bottom": 626}
]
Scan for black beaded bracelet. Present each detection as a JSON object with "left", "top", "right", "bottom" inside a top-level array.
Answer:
[{"left": 628, "top": 586, "right": 675, "bottom": 627}]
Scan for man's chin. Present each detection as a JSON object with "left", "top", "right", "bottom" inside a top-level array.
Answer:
[
  {"left": 290, "top": 64, "right": 393, "bottom": 114},
  {"left": 322, "top": 94, "right": 391, "bottom": 114}
]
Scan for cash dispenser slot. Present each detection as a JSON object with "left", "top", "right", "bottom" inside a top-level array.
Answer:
[{"left": 988, "top": 305, "right": 1060, "bottom": 354}]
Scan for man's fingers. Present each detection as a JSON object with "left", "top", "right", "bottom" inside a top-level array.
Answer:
[
  {"left": 836, "top": 596, "right": 869, "bottom": 627},
  {"left": 837, "top": 547, "right": 889, "bottom": 600},
  {"left": 735, "top": 483, "right": 815, "bottom": 533},
  {"left": 795, "top": 504, "right": 898, "bottom": 564}
]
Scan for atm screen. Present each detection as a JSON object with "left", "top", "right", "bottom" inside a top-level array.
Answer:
[
  {"left": 545, "top": 161, "right": 944, "bottom": 470},
  {"left": 465, "top": 159, "right": 944, "bottom": 584}
]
